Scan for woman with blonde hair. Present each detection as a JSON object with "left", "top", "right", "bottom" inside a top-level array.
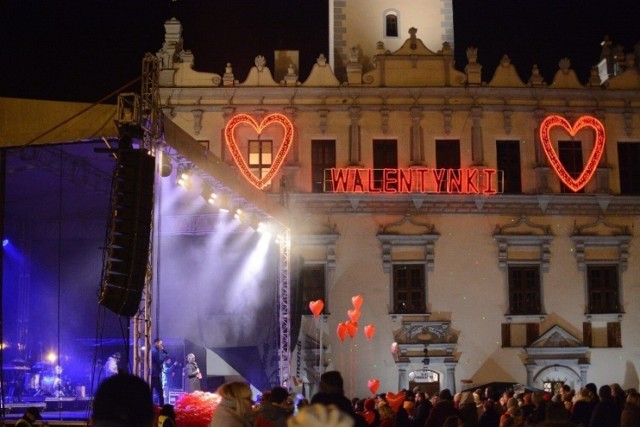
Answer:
[{"left": 210, "top": 381, "right": 254, "bottom": 427}]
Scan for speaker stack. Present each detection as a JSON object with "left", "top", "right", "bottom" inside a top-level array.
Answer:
[{"left": 99, "top": 149, "right": 155, "bottom": 317}]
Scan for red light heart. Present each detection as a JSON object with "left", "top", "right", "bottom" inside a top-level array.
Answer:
[
  {"left": 224, "top": 113, "right": 294, "bottom": 190},
  {"left": 539, "top": 115, "right": 606, "bottom": 192}
]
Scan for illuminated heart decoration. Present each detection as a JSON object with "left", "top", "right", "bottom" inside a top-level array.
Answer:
[
  {"left": 224, "top": 113, "right": 294, "bottom": 190},
  {"left": 309, "top": 299, "right": 324, "bottom": 318},
  {"left": 386, "top": 391, "right": 406, "bottom": 413},
  {"left": 539, "top": 115, "right": 605, "bottom": 192},
  {"left": 367, "top": 379, "right": 380, "bottom": 395}
]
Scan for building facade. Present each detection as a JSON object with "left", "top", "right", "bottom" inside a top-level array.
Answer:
[{"left": 155, "top": 6, "right": 640, "bottom": 398}]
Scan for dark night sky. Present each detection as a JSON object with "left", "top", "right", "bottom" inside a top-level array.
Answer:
[{"left": 0, "top": 0, "right": 638, "bottom": 104}]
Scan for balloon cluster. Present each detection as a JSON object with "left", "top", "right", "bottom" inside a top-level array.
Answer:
[{"left": 334, "top": 295, "right": 375, "bottom": 342}]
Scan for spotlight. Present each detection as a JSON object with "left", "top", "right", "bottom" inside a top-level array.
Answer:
[
  {"left": 46, "top": 352, "right": 57, "bottom": 363},
  {"left": 2, "top": 239, "right": 8, "bottom": 247},
  {"left": 176, "top": 167, "right": 192, "bottom": 190},
  {"left": 201, "top": 183, "right": 218, "bottom": 205},
  {"left": 234, "top": 208, "right": 243, "bottom": 221}
]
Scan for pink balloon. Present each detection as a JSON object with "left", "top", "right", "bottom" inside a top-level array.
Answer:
[
  {"left": 364, "top": 324, "right": 376, "bottom": 340},
  {"left": 368, "top": 379, "right": 380, "bottom": 395},
  {"left": 352, "top": 295, "right": 363, "bottom": 310},
  {"left": 309, "top": 300, "right": 324, "bottom": 317}
]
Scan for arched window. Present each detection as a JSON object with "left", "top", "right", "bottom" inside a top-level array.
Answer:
[{"left": 384, "top": 11, "right": 399, "bottom": 38}]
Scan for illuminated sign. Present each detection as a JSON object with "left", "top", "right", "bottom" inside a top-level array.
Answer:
[
  {"left": 224, "top": 113, "right": 294, "bottom": 190},
  {"left": 325, "top": 168, "right": 499, "bottom": 194},
  {"left": 539, "top": 115, "right": 605, "bottom": 192}
]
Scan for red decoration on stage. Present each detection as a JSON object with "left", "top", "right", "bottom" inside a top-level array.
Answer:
[
  {"left": 174, "top": 391, "right": 220, "bottom": 427},
  {"left": 368, "top": 379, "right": 380, "bottom": 395},
  {"left": 539, "top": 115, "right": 606, "bottom": 192},
  {"left": 309, "top": 299, "right": 324, "bottom": 317},
  {"left": 224, "top": 113, "right": 294, "bottom": 190}
]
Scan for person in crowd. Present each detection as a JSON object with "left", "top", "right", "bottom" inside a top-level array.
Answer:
[
  {"left": 443, "top": 415, "right": 463, "bottom": 427},
  {"left": 620, "top": 391, "right": 640, "bottom": 427},
  {"left": 377, "top": 402, "right": 394, "bottom": 427},
  {"left": 15, "top": 407, "right": 44, "bottom": 427},
  {"left": 412, "top": 391, "right": 432, "bottom": 427},
  {"left": 92, "top": 374, "right": 154, "bottom": 427},
  {"left": 158, "top": 404, "right": 177, "bottom": 427},
  {"left": 102, "top": 352, "right": 121, "bottom": 380},
  {"left": 457, "top": 392, "right": 478, "bottom": 427},
  {"left": 184, "top": 353, "right": 202, "bottom": 392},
  {"left": 151, "top": 338, "right": 167, "bottom": 405},
  {"left": 361, "top": 398, "right": 380, "bottom": 427},
  {"left": 311, "top": 371, "right": 367, "bottom": 427},
  {"left": 611, "top": 383, "right": 626, "bottom": 422},
  {"left": 287, "top": 404, "right": 355, "bottom": 427},
  {"left": 569, "top": 387, "right": 593, "bottom": 427},
  {"left": 525, "top": 391, "right": 546, "bottom": 426},
  {"left": 254, "top": 386, "right": 294, "bottom": 427},
  {"left": 519, "top": 393, "right": 534, "bottom": 420},
  {"left": 478, "top": 400, "right": 500, "bottom": 427},
  {"left": 425, "top": 389, "right": 458, "bottom": 427},
  {"left": 209, "top": 381, "right": 254, "bottom": 427},
  {"left": 588, "top": 384, "right": 619, "bottom": 427},
  {"left": 534, "top": 401, "right": 572, "bottom": 427}
]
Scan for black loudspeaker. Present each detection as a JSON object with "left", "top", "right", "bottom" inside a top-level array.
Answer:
[{"left": 99, "top": 149, "right": 155, "bottom": 317}]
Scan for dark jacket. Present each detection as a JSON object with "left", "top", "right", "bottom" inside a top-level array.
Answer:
[{"left": 425, "top": 399, "right": 458, "bottom": 427}]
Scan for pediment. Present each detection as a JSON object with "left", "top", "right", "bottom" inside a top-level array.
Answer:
[{"left": 528, "top": 325, "right": 583, "bottom": 348}]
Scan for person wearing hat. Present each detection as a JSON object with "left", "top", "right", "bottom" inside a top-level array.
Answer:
[{"left": 15, "top": 406, "right": 43, "bottom": 427}]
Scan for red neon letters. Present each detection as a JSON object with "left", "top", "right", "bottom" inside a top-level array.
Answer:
[
  {"left": 327, "top": 168, "right": 498, "bottom": 194},
  {"left": 539, "top": 115, "right": 605, "bottom": 192}
]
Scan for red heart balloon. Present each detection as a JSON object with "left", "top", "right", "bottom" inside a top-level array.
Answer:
[
  {"left": 364, "top": 324, "right": 376, "bottom": 340},
  {"left": 539, "top": 115, "right": 605, "bottom": 192},
  {"left": 386, "top": 391, "right": 406, "bottom": 413},
  {"left": 345, "top": 320, "right": 358, "bottom": 338},
  {"left": 347, "top": 308, "right": 361, "bottom": 323},
  {"left": 352, "top": 295, "right": 363, "bottom": 310},
  {"left": 367, "top": 379, "right": 380, "bottom": 395},
  {"left": 309, "top": 300, "right": 324, "bottom": 317},
  {"left": 336, "top": 322, "right": 348, "bottom": 341},
  {"left": 224, "top": 113, "right": 294, "bottom": 190}
]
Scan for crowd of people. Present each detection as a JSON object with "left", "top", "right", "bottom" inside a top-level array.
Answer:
[{"left": 19, "top": 366, "right": 639, "bottom": 427}]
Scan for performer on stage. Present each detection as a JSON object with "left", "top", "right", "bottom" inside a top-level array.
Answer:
[
  {"left": 151, "top": 338, "right": 167, "bottom": 405},
  {"left": 102, "top": 353, "right": 121, "bottom": 380},
  {"left": 162, "top": 357, "right": 179, "bottom": 403},
  {"left": 184, "top": 353, "right": 202, "bottom": 392}
]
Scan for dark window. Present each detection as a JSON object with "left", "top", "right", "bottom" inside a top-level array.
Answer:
[
  {"left": 496, "top": 140, "right": 522, "bottom": 193},
  {"left": 587, "top": 265, "right": 620, "bottom": 314},
  {"left": 373, "top": 139, "right": 398, "bottom": 188},
  {"left": 435, "top": 140, "right": 461, "bottom": 192},
  {"left": 385, "top": 14, "right": 398, "bottom": 37},
  {"left": 618, "top": 142, "right": 640, "bottom": 194},
  {"left": 248, "top": 139, "right": 272, "bottom": 180},
  {"left": 301, "top": 264, "right": 326, "bottom": 315},
  {"left": 558, "top": 140, "right": 583, "bottom": 193},
  {"left": 311, "top": 140, "right": 336, "bottom": 193},
  {"left": 393, "top": 264, "right": 426, "bottom": 313},
  {"left": 508, "top": 265, "right": 541, "bottom": 315}
]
